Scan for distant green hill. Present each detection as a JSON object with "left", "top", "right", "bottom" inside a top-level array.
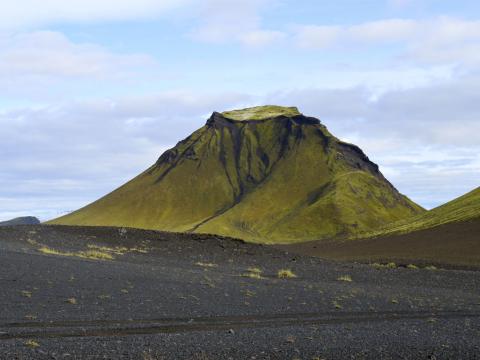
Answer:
[
  {"left": 280, "top": 187, "right": 480, "bottom": 267},
  {"left": 49, "top": 105, "right": 423, "bottom": 243},
  {"left": 363, "top": 186, "right": 480, "bottom": 238}
]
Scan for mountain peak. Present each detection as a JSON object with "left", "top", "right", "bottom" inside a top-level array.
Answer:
[
  {"left": 221, "top": 105, "right": 301, "bottom": 121},
  {"left": 51, "top": 106, "right": 424, "bottom": 243}
]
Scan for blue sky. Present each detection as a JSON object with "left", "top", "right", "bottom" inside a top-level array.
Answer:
[{"left": 0, "top": 0, "right": 479, "bottom": 220}]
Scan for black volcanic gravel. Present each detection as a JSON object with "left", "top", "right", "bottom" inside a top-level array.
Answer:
[{"left": 0, "top": 225, "right": 479, "bottom": 359}]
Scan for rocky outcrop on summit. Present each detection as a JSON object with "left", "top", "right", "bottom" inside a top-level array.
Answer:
[{"left": 50, "top": 106, "right": 424, "bottom": 243}]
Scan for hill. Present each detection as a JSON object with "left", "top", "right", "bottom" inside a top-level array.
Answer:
[
  {"left": 49, "top": 105, "right": 423, "bottom": 243},
  {"left": 362, "top": 186, "right": 480, "bottom": 237},
  {"left": 279, "top": 187, "right": 480, "bottom": 267},
  {"left": 0, "top": 216, "right": 40, "bottom": 226}
]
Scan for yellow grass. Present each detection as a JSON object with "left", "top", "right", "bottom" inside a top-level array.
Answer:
[
  {"left": 38, "top": 246, "right": 114, "bottom": 260},
  {"left": 277, "top": 269, "right": 297, "bottom": 279},
  {"left": 195, "top": 262, "right": 218, "bottom": 268},
  {"left": 337, "top": 275, "right": 353, "bottom": 282},
  {"left": 25, "top": 340, "right": 40, "bottom": 348}
]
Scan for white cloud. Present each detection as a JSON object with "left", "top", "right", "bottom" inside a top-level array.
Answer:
[
  {"left": 239, "top": 30, "right": 285, "bottom": 47},
  {"left": 0, "top": 91, "right": 252, "bottom": 221},
  {"left": 0, "top": 0, "right": 189, "bottom": 29},
  {"left": 266, "top": 75, "right": 480, "bottom": 208},
  {"left": 1, "top": 77, "right": 479, "bottom": 221},
  {"left": 0, "top": 31, "right": 154, "bottom": 78},
  {"left": 295, "top": 17, "right": 480, "bottom": 65},
  {"left": 190, "top": 0, "right": 283, "bottom": 47},
  {"left": 0, "top": 31, "right": 158, "bottom": 102}
]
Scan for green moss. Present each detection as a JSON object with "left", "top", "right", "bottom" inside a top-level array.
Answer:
[
  {"left": 362, "top": 186, "right": 480, "bottom": 238},
  {"left": 49, "top": 106, "right": 424, "bottom": 244},
  {"left": 222, "top": 105, "right": 300, "bottom": 121}
]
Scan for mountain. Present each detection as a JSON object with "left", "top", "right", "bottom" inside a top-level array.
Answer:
[
  {"left": 279, "top": 187, "right": 480, "bottom": 267},
  {"left": 364, "top": 186, "right": 480, "bottom": 237},
  {"left": 49, "top": 105, "right": 423, "bottom": 243},
  {"left": 0, "top": 216, "right": 40, "bottom": 226}
]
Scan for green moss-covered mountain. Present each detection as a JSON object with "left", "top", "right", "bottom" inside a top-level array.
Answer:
[
  {"left": 363, "top": 186, "right": 480, "bottom": 238},
  {"left": 50, "top": 105, "right": 424, "bottom": 243}
]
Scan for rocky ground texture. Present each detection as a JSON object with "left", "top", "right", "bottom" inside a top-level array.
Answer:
[{"left": 0, "top": 225, "right": 479, "bottom": 359}]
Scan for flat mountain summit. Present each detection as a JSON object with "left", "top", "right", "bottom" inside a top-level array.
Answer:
[{"left": 50, "top": 105, "right": 423, "bottom": 243}]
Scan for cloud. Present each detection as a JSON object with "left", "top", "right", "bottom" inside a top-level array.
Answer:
[
  {"left": 0, "top": 91, "right": 252, "bottom": 221},
  {"left": 0, "top": 0, "right": 188, "bottom": 29},
  {"left": 189, "top": 0, "right": 284, "bottom": 47},
  {"left": 2, "top": 75, "right": 479, "bottom": 221},
  {"left": 0, "top": 31, "right": 157, "bottom": 101},
  {"left": 0, "top": 31, "right": 154, "bottom": 78},
  {"left": 266, "top": 75, "right": 480, "bottom": 208},
  {"left": 388, "top": 0, "right": 413, "bottom": 9},
  {"left": 239, "top": 30, "right": 286, "bottom": 47},
  {"left": 295, "top": 17, "right": 480, "bottom": 65}
]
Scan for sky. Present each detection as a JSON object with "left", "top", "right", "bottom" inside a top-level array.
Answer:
[{"left": 1, "top": 0, "right": 479, "bottom": 221}]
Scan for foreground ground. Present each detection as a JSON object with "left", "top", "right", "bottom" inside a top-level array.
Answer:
[{"left": 0, "top": 225, "right": 479, "bottom": 359}]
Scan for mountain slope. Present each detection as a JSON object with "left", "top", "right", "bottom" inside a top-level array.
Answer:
[
  {"left": 50, "top": 105, "right": 423, "bottom": 243},
  {"left": 279, "top": 187, "right": 480, "bottom": 267},
  {"left": 363, "top": 186, "right": 480, "bottom": 238}
]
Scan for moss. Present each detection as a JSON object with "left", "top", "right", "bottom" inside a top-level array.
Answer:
[
  {"left": 363, "top": 186, "right": 480, "bottom": 238},
  {"left": 277, "top": 269, "right": 297, "bottom": 278},
  {"left": 25, "top": 340, "right": 40, "bottom": 348},
  {"left": 21, "top": 290, "right": 32, "bottom": 298},
  {"left": 242, "top": 272, "right": 264, "bottom": 280},
  {"left": 195, "top": 262, "right": 218, "bottom": 268},
  {"left": 49, "top": 106, "right": 424, "bottom": 244},
  {"left": 222, "top": 105, "right": 300, "bottom": 121},
  {"left": 38, "top": 246, "right": 114, "bottom": 260},
  {"left": 371, "top": 262, "right": 397, "bottom": 269}
]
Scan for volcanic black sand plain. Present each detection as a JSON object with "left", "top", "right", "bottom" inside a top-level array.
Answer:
[
  {"left": 1, "top": 225, "right": 479, "bottom": 359},
  {"left": 279, "top": 218, "right": 480, "bottom": 270}
]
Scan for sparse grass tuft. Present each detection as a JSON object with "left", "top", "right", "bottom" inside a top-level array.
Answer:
[
  {"left": 277, "top": 269, "right": 297, "bottom": 279},
  {"left": 78, "top": 250, "right": 114, "bottom": 260},
  {"left": 38, "top": 246, "right": 113, "bottom": 261},
  {"left": 371, "top": 262, "right": 397, "bottom": 270},
  {"left": 66, "top": 298, "right": 77, "bottom": 304},
  {"left": 87, "top": 244, "right": 128, "bottom": 255},
  {"left": 38, "top": 246, "right": 63, "bottom": 256},
  {"left": 242, "top": 272, "right": 264, "bottom": 279},
  {"left": 25, "top": 340, "right": 40, "bottom": 348},
  {"left": 242, "top": 266, "right": 265, "bottom": 279},
  {"left": 406, "top": 264, "right": 419, "bottom": 270},
  {"left": 337, "top": 275, "right": 353, "bottom": 282},
  {"left": 195, "top": 262, "right": 218, "bottom": 268},
  {"left": 247, "top": 267, "right": 262, "bottom": 274},
  {"left": 21, "top": 290, "right": 32, "bottom": 298},
  {"left": 425, "top": 265, "right": 438, "bottom": 270}
]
